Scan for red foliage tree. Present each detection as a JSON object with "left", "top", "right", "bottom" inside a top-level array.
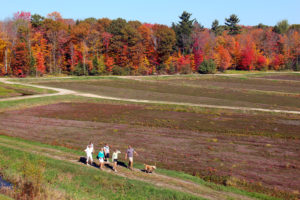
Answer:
[
  {"left": 11, "top": 42, "right": 29, "bottom": 76},
  {"left": 36, "top": 51, "right": 45, "bottom": 74},
  {"left": 214, "top": 45, "right": 232, "bottom": 71},
  {"left": 271, "top": 54, "right": 285, "bottom": 70},
  {"left": 13, "top": 11, "right": 31, "bottom": 21},
  {"left": 105, "top": 55, "right": 114, "bottom": 72},
  {"left": 239, "top": 45, "right": 255, "bottom": 70},
  {"left": 256, "top": 54, "right": 267, "bottom": 70},
  {"left": 192, "top": 38, "right": 204, "bottom": 71}
]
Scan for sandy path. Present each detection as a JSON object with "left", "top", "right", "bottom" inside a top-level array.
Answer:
[{"left": 1, "top": 77, "right": 300, "bottom": 115}]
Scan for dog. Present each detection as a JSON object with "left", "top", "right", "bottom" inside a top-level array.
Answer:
[{"left": 144, "top": 164, "right": 156, "bottom": 173}]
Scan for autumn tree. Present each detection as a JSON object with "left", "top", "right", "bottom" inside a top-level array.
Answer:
[
  {"left": 214, "top": 45, "right": 232, "bottom": 71},
  {"left": 11, "top": 41, "right": 29, "bottom": 76},
  {"left": 107, "top": 18, "right": 127, "bottom": 66},
  {"left": 71, "top": 21, "right": 91, "bottom": 74},
  {"left": 192, "top": 24, "right": 207, "bottom": 71},
  {"left": 239, "top": 44, "right": 255, "bottom": 70},
  {"left": 43, "top": 12, "right": 68, "bottom": 74},
  {"left": 32, "top": 31, "right": 48, "bottom": 75},
  {"left": 1, "top": 11, "right": 300, "bottom": 76},
  {"left": 153, "top": 24, "right": 176, "bottom": 64}
]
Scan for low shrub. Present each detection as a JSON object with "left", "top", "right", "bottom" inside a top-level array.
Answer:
[
  {"left": 293, "top": 63, "right": 300, "bottom": 71},
  {"left": 156, "top": 64, "right": 167, "bottom": 74},
  {"left": 198, "top": 59, "right": 216, "bottom": 74},
  {"left": 112, "top": 66, "right": 130, "bottom": 75},
  {"left": 73, "top": 62, "right": 88, "bottom": 76},
  {"left": 179, "top": 65, "right": 192, "bottom": 74},
  {"left": 18, "top": 158, "right": 46, "bottom": 199}
]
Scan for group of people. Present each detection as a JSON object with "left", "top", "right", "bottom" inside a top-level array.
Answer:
[{"left": 84, "top": 142, "right": 138, "bottom": 172}]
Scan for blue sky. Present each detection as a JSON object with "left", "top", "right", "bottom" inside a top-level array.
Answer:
[{"left": 0, "top": 0, "right": 299, "bottom": 27}]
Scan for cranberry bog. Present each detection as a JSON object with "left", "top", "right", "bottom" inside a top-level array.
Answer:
[
  {"left": 31, "top": 74, "right": 300, "bottom": 111},
  {"left": 0, "top": 101, "right": 299, "bottom": 199},
  {"left": 1, "top": 73, "right": 300, "bottom": 199}
]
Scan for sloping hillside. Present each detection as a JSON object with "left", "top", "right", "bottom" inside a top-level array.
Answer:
[{"left": 0, "top": 135, "right": 275, "bottom": 200}]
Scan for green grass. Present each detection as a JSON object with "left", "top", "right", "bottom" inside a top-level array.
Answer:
[
  {"left": 223, "top": 70, "right": 277, "bottom": 74},
  {"left": 155, "top": 169, "right": 280, "bottom": 200},
  {"left": 8, "top": 76, "right": 122, "bottom": 83},
  {"left": 0, "top": 135, "right": 281, "bottom": 200},
  {"left": 0, "top": 86, "right": 16, "bottom": 97},
  {"left": 0, "top": 95, "right": 78, "bottom": 111},
  {"left": 0, "top": 82, "right": 56, "bottom": 98},
  {"left": 0, "top": 194, "right": 13, "bottom": 200},
  {"left": 4, "top": 83, "right": 57, "bottom": 94},
  {"left": 0, "top": 136, "right": 204, "bottom": 200}
]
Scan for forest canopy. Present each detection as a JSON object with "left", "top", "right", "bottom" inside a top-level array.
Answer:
[{"left": 0, "top": 11, "right": 299, "bottom": 76}]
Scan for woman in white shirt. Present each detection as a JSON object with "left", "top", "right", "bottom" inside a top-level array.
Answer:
[{"left": 84, "top": 144, "right": 93, "bottom": 166}]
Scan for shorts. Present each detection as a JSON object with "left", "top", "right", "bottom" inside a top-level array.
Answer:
[
  {"left": 129, "top": 157, "right": 133, "bottom": 162},
  {"left": 105, "top": 153, "right": 110, "bottom": 158},
  {"left": 99, "top": 158, "right": 104, "bottom": 163},
  {"left": 113, "top": 159, "right": 118, "bottom": 163}
]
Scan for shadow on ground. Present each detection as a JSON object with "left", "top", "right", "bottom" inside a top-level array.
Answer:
[{"left": 79, "top": 157, "right": 131, "bottom": 171}]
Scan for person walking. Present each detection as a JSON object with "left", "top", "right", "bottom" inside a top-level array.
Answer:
[
  {"left": 112, "top": 149, "right": 121, "bottom": 172},
  {"left": 84, "top": 144, "right": 93, "bottom": 166},
  {"left": 88, "top": 141, "right": 94, "bottom": 152},
  {"left": 103, "top": 143, "right": 110, "bottom": 163},
  {"left": 125, "top": 145, "right": 138, "bottom": 170},
  {"left": 97, "top": 148, "right": 105, "bottom": 170}
]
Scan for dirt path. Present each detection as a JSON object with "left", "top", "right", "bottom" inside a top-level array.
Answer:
[
  {"left": 0, "top": 78, "right": 75, "bottom": 102},
  {"left": 0, "top": 137, "right": 255, "bottom": 200},
  {"left": 1, "top": 77, "right": 300, "bottom": 115}
]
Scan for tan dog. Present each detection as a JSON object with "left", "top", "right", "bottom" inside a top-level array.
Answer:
[{"left": 144, "top": 164, "right": 156, "bottom": 173}]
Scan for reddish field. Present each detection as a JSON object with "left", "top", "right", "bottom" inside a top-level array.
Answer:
[{"left": 0, "top": 102, "right": 299, "bottom": 197}]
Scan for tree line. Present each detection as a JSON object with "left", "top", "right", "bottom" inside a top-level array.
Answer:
[{"left": 0, "top": 11, "right": 299, "bottom": 76}]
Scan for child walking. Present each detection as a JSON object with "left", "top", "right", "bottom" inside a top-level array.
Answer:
[
  {"left": 103, "top": 144, "right": 110, "bottom": 163},
  {"left": 112, "top": 150, "right": 121, "bottom": 172},
  {"left": 97, "top": 148, "right": 105, "bottom": 170}
]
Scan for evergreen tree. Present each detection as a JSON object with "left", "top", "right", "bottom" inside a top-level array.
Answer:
[
  {"left": 225, "top": 14, "right": 241, "bottom": 35},
  {"left": 273, "top": 20, "right": 289, "bottom": 34},
  {"left": 31, "top": 14, "right": 44, "bottom": 28},
  {"left": 211, "top": 19, "right": 223, "bottom": 36},
  {"left": 172, "top": 11, "right": 195, "bottom": 54}
]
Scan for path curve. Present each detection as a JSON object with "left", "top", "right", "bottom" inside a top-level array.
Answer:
[{"left": 1, "top": 77, "right": 300, "bottom": 115}]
